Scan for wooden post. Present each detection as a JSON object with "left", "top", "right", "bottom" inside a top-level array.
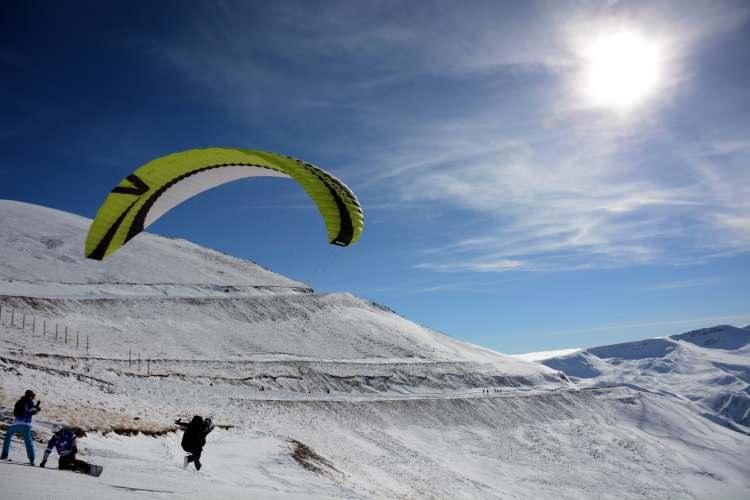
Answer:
[
  {"left": 147, "top": 359, "right": 150, "bottom": 376},
  {"left": 22, "top": 313, "right": 26, "bottom": 330},
  {"left": 138, "top": 353, "right": 141, "bottom": 372},
  {"left": 55, "top": 324, "right": 58, "bottom": 342},
  {"left": 11, "top": 309, "right": 15, "bottom": 328},
  {"left": 86, "top": 335, "right": 89, "bottom": 354},
  {"left": 129, "top": 348, "right": 132, "bottom": 368},
  {"left": 43, "top": 319, "right": 46, "bottom": 338},
  {"left": 76, "top": 331, "right": 79, "bottom": 349},
  {"left": 32, "top": 317, "right": 36, "bottom": 334},
  {"left": 65, "top": 326, "right": 68, "bottom": 344}
]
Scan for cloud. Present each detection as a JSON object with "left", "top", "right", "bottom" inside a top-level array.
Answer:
[
  {"left": 152, "top": 0, "right": 750, "bottom": 274},
  {"left": 644, "top": 278, "right": 719, "bottom": 290},
  {"left": 403, "top": 126, "right": 750, "bottom": 272},
  {"left": 154, "top": 0, "right": 750, "bottom": 101},
  {"left": 711, "top": 139, "right": 750, "bottom": 156},
  {"left": 372, "top": 2, "right": 750, "bottom": 273},
  {"left": 416, "top": 258, "right": 524, "bottom": 273}
]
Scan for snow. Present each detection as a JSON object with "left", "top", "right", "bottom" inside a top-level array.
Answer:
[
  {"left": 541, "top": 325, "right": 750, "bottom": 434},
  {"left": 3, "top": 386, "right": 749, "bottom": 499},
  {"left": 0, "top": 199, "right": 557, "bottom": 376},
  {"left": 672, "top": 325, "right": 750, "bottom": 350},
  {"left": 0, "top": 200, "right": 309, "bottom": 297},
  {"left": 0, "top": 429, "right": 348, "bottom": 499},
  {"left": 511, "top": 348, "right": 581, "bottom": 362},
  {"left": 2, "top": 200, "right": 750, "bottom": 499}
]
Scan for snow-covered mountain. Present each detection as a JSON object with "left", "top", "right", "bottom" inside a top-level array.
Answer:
[
  {"left": 0, "top": 199, "right": 560, "bottom": 381},
  {"left": 1, "top": 200, "right": 749, "bottom": 499},
  {"left": 511, "top": 348, "right": 582, "bottom": 362},
  {"left": 541, "top": 325, "right": 750, "bottom": 434},
  {"left": 0, "top": 201, "right": 308, "bottom": 297}
]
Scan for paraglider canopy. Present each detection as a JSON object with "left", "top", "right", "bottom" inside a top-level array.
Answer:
[{"left": 85, "top": 148, "right": 364, "bottom": 260}]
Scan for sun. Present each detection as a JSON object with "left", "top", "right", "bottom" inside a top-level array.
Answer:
[{"left": 580, "top": 31, "right": 663, "bottom": 111}]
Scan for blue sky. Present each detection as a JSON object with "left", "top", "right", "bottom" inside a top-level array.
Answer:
[{"left": 2, "top": 0, "right": 749, "bottom": 354}]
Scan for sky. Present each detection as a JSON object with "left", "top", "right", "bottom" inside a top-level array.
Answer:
[{"left": 1, "top": 0, "right": 749, "bottom": 354}]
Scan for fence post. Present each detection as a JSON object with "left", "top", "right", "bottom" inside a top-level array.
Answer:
[
  {"left": 129, "top": 348, "right": 132, "bottom": 368},
  {"left": 76, "top": 331, "right": 79, "bottom": 349},
  {"left": 11, "top": 309, "right": 15, "bottom": 328},
  {"left": 43, "top": 319, "right": 46, "bottom": 338},
  {"left": 147, "top": 359, "right": 150, "bottom": 376},
  {"left": 32, "top": 317, "right": 36, "bottom": 334},
  {"left": 22, "top": 313, "right": 26, "bottom": 330},
  {"left": 138, "top": 353, "right": 141, "bottom": 372},
  {"left": 86, "top": 335, "right": 89, "bottom": 354},
  {"left": 55, "top": 324, "right": 58, "bottom": 342},
  {"left": 65, "top": 326, "right": 68, "bottom": 344}
]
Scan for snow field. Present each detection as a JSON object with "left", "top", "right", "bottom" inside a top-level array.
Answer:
[{"left": 1, "top": 200, "right": 749, "bottom": 498}]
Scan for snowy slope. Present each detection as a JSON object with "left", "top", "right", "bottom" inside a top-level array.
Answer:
[
  {"left": 2, "top": 200, "right": 749, "bottom": 499},
  {"left": 2, "top": 376, "right": 749, "bottom": 499},
  {"left": 0, "top": 200, "right": 309, "bottom": 297},
  {"left": 511, "top": 348, "right": 582, "bottom": 362},
  {"left": 0, "top": 200, "right": 560, "bottom": 383},
  {"left": 541, "top": 325, "right": 750, "bottom": 434}
]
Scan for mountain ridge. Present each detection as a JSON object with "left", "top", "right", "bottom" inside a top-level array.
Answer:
[
  {"left": 0, "top": 198, "right": 562, "bottom": 379},
  {"left": 540, "top": 324, "right": 750, "bottom": 434}
]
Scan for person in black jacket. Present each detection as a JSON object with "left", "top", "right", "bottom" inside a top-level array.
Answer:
[{"left": 175, "top": 415, "right": 214, "bottom": 470}]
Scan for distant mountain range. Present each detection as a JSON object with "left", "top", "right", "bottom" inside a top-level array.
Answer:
[{"left": 540, "top": 325, "right": 750, "bottom": 434}]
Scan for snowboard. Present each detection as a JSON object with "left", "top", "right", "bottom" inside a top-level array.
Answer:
[
  {"left": 86, "top": 464, "right": 103, "bottom": 477},
  {"left": 2, "top": 457, "right": 103, "bottom": 476}
]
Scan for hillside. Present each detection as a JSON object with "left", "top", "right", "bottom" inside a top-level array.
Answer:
[
  {"left": 0, "top": 199, "right": 560, "bottom": 379},
  {"left": 1, "top": 200, "right": 749, "bottom": 499},
  {"left": 0, "top": 201, "right": 309, "bottom": 298},
  {"left": 541, "top": 325, "right": 750, "bottom": 434}
]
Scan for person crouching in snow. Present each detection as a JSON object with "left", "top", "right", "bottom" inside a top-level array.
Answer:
[
  {"left": 1, "top": 389, "right": 41, "bottom": 465},
  {"left": 175, "top": 415, "right": 215, "bottom": 470},
  {"left": 39, "top": 425, "right": 97, "bottom": 475}
]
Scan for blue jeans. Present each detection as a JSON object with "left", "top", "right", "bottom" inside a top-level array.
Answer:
[{"left": 2, "top": 424, "right": 36, "bottom": 462}]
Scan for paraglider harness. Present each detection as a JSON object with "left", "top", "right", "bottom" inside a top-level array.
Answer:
[
  {"left": 176, "top": 416, "right": 214, "bottom": 471},
  {"left": 178, "top": 416, "right": 214, "bottom": 453}
]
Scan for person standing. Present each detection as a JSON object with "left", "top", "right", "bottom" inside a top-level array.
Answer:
[{"left": 1, "top": 389, "right": 41, "bottom": 465}]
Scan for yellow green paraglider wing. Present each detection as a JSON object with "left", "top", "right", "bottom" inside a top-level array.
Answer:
[{"left": 85, "top": 148, "right": 364, "bottom": 260}]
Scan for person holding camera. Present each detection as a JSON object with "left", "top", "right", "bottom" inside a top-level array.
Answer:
[{"left": 1, "top": 389, "right": 41, "bottom": 465}]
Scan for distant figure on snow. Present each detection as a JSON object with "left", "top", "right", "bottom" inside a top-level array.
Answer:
[
  {"left": 176, "top": 415, "right": 215, "bottom": 470},
  {"left": 1, "top": 389, "right": 41, "bottom": 464},
  {"left": 40, "top": 425, "right": 102, "bottom": 476}
]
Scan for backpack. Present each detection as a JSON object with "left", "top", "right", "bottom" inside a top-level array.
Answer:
[
  {"left": 13, "top": 398, "right": 26, "bottom": 417},
  {"left": 181, "top": 416, "right": 206, "bottom": 452}
]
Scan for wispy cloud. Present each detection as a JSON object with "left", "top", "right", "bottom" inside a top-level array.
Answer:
[
  {"left": 380, "top": 2, "right": 750, "bottom": 273},
  {"left": 355, "top": 273, "right": 531, "bottom": 297},
  {"left": 152, "top": 0, "right": 750, "bottom": 274},
  {"left": 644, "top": 278, "right": 719, "bottom": 290}
]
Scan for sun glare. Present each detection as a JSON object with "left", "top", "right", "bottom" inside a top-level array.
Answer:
[{"left": 581, "top": 31, "right": 662, "bottom": 111}]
